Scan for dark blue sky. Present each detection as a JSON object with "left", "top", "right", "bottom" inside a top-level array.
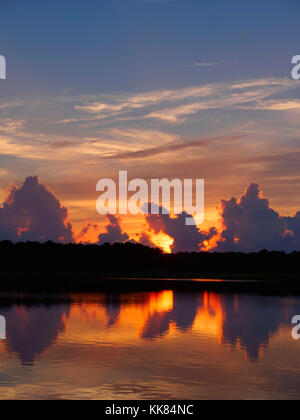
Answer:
[{"left": 1, "top": 0, "right": 300, "bottom": 96}]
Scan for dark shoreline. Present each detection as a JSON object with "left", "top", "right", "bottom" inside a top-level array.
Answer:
[
  {"left": 0, "top": 241, "right": 299, "bottom": 295},
  {"left": 0, "top": 272, "right": 300, "bottom": 296}
]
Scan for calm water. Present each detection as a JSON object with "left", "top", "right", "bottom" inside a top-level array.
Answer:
[{"left": 0, "top": 288, "right": 300, "bottom": 399}]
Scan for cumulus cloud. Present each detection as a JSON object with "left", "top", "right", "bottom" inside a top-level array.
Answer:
[
  {"left": 144, "top": 204, "right": 217, "bottom": 253},
  {"left": 0, "top": 176, "right": 74, "bottom": 243},
  {"left": 282, "top": 212, "right": 300, "bottom": 251},
  {"left": 138, "top": 232, "right": 156, "bottom": 248},
  {"left": 215, "top": 183, "right": 300, "bottom": 252},
  {"left": 76, "top": 223, "right": 99, "bottom": 242},
  {"left": 97, "top": 215, "right": 129, "bottom": 245},
  {"left": 1, "top": 176, "right": 300, "bottom": 254}
]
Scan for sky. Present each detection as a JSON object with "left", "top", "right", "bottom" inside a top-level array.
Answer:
[{"left": 0, "top": 0, "right": 300, "bottom": 252}]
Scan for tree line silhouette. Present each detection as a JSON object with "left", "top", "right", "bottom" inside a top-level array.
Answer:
[{"left": 0, "top": 240, "right": 299, "bottom": 288}]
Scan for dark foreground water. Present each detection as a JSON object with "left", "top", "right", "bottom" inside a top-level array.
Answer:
[{"left": 0, "top": 288, "right": 300, "bottom": 399}]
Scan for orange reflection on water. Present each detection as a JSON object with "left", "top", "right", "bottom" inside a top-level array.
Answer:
[
  {"left": 1, "top": 291, "right": 226, "bottom": 357},
  {"left": 2, "top": 290, "right": 296, "bottom": 369},
  {"left": 62, "top": 291, "right": 175, "bottom": 344},
  {"left": 192, "top": 292, "right": 225, "bottom": 342},
  {"left": 1, "top": 291, "right": 300, "bottom": 400},
  {"left": 148, "top": 290, "right": 174, "bottom": 314}
]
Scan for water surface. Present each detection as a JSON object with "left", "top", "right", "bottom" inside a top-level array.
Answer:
[{"left": 0, "top": 289, "right": 300, "bottom": 399}]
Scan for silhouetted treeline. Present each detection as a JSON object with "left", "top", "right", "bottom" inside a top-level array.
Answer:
[{"left": 0, "top": 240, "right": 299, "bottom": 277}]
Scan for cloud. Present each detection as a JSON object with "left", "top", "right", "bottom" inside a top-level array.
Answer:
[
  {"left": 0, "top": 119, "right": 26, "bottom": 134},
  {"left": 144, "top": 88, "right": 289, "bottom": 123},
  {"left": 0, "top": 122, "right": 178, "bottom": 162},
  {"left": 215, "top": 183, "right": 300, "bottom": 252},
  {"left": 82, "top": 128, "right": 177, "bottom": 158},
  {"left": 0, "top": 103, "right": 23, "bottom": 110},
  {"left": 138, "top": 232, "right": 156, "bottom": 248},
  {"left": 193, "top": 62, "right": 219, "bottom": 67},
  {"left": 1, "top": 176, "right": 300, "bottom": 254},
  {"left": 144, "top": 204, "right": 217, "bottom": 253},
  {"left": 103, "top": 135, "right": 243, "bottom": 160},
  {"left": 97, "top": 215, "right": 129, "bottom": 245},
  {"left": 50, "top": 140, "right": 78, "bottom": 149},
  {"left": 0, "top": 176, "right": 74, "bottom": 243},
  {"left": 184, "top": 62, "right": 220, "bottom": 68},
  {"left": 141, "top": 184, "right": 300, "bottom": 253},
  {"left": 64, "top": 77, "right": 299, "bottom": 125},
  {"left": 237, "top": 99, "right": 300, "bottom": 111},
  {"left": 282, "top": 212, "right": 300, "bottom": 251},
  {"left": 76, "top": 223, "right": 99, "bottom": 242},
  {"left": 1, "top": 78, "right": 299, "bottom": 177}
]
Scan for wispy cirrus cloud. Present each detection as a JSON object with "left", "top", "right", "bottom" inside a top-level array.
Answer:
[
  {"left": 182, "top": 61, "right": 220, "bottom": 68},
  {"left": 0, "top": 121, "right": 179, "bottom": 162},
  {"left": 2, "top": 77, "right": 299, "bottom": 167},
  {"left": 0, "top": 102, "right": 23, "bottom": 110},
  {"left": 61, "top": 78, "right": 300, "bottom": 125},
  {"left": 238, "top": 99, "right": 300, "bottom": 111},
  {"left": 103, "top": 135, "right": 243, "bottom": 160},
  {"left": 0, "top": 119, "right": 26, "bottom": 134}
]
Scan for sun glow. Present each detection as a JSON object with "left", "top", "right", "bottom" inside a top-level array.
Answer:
[{"left": 149, "top": 232, "right": 174, "bottom": 253}]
